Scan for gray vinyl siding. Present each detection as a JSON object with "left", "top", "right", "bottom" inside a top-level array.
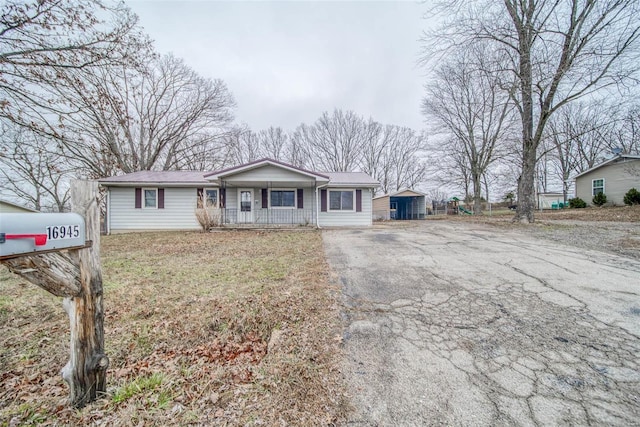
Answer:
[
  {"left": 318, "top": 188, "right": 373, "bottom": 227},
  {"left": 108, "top": 187, "right": 201, "bottom": 232},
  {"left": 575, "top": 160, "right": 640, "bottom": 205}
]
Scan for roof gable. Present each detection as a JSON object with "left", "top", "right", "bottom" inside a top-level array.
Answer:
[
  {"left": 205, "top": 158, "right": 329, "bottom": 181},
  {"left": 321, "top": 171, "right": 379, "bottom": 186}
]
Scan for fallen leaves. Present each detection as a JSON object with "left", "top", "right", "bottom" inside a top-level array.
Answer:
[{"left": 1, "top": 230, "right": 348, "bottom": 425}]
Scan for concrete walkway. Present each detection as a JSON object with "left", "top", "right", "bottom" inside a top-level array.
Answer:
[{"left": 323, "top": 221, "right": 640, "bottom": 426}]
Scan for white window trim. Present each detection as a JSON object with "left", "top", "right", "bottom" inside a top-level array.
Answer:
[
  {"left": 142, "top": 187, "right": 158, "bottom": 209},
  {"left": 328, "top": 188, "right": 356, "bottom": 212},
  {"left": 269, "top": 188, "right": 297, "bottom": 209},
  {"left": 592, "top": 178, "right": 605, "bottom": 196},
  {"left": 204, "top": 188, "right": 219, "bottom": 208}
]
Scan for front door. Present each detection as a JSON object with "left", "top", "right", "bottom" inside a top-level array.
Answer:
[{"left": 238, "top": 189, "right": 254, "bottom": 223}]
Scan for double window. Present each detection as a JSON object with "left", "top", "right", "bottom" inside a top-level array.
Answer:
[
  {"left": 270, "top": 189, "right": 296, "bottom": 208},
  {"left": 592, "top": 179, "right": 605, "bottom": 196},
  {"left": 329, "top": 190, "right": 354, "bottom": 211}
]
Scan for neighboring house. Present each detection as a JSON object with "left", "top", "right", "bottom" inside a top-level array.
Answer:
[
  {"left": 99, "top": 158, "right": 379, "bottom": 233},
  {"left": 574, "top": 154, "right": 640, "bottom": 206},
  {"left": 0, "top": 199, "right": 38, "bottom": 213},
  {"left": 372, "top": 189, "right": 427, "bottom": 220}
]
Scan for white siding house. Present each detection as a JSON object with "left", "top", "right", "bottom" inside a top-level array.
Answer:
[{"left": 100, "top": 159, "right": 379, "bottom": 233}]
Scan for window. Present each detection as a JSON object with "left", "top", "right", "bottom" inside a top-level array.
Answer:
[
  {"left": 592, "top": 179, "right": 605, "bottom": 196},
  {"left": 329, "top": 190, "right": 354, "bottom": 211},
  {"left": 197, "top": 188, "right": 218, "bottom": 208},
  {"left": 270, "top": 190, "right": 296, "bottom": 208},
  {"left": 205, "top": 189, "right": 218, "bottom": 207},
  {"left": 143, "top": 188, "right": 157, "bottom": 208}
]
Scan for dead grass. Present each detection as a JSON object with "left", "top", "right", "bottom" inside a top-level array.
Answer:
[
  {"left": 0, "top": 231, "right": 348, "bottom": 426},
  {"left": 426, "top": 205, "right": 640, "bottom": 223}
]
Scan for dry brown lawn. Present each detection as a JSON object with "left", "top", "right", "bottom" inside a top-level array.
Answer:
[{"left": 0, "top": 231, "right": 348, "bottom": 426}]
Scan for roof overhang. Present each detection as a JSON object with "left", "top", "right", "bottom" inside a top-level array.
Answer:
[
  {"left": 98, "top": 181, "right": 213, "bottom": 188},
  {"left": 574, "top": 154, "right": 640, "bottom": 179}
]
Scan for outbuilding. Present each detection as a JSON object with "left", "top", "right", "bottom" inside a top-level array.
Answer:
[{"left": 372, "top": 189, "right": 427, "bottom": 220}]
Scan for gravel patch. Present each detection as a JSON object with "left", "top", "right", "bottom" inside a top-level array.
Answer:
[{"left": 526, "top": 220, "right": 640, "bottom": 260}]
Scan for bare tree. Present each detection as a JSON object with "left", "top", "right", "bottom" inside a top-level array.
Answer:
[
  {"left": 56, "top": 54, "right": 235, "bottom": 178},
  {"left": 223, "top": 125, "right": 261, "bottom": 165},
  {"left": 294, "top": 109, "right": 366, "bottom": 172},
  {"left": 0, "top": 125, "right": 73, "bottom": 211},
  {"left": 384, "top": 126, "right": 428, "bottom": 192},
  {"left": 423, "top": 44, "right": 514, "bottom": 214},
  {"left": 256, "top": 127, "right": 289, "bottom": 160},
  {"left": 0, "top": 0, "right": 149, "bottom": 135},
  {"left": 608, "top": 102, "right": 640, "bottom": 155},
  {"left": 425, "top": 0, "right": 640, "bottom": 222}
]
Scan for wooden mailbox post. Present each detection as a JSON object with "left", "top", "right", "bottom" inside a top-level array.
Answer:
[{"left": 0, "top": 181, "right": 108, "bottom": 408}]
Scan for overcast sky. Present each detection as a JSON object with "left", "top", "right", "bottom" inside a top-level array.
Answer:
[{"left": 127, "top": 0, "right": 431, "bottom": 132}]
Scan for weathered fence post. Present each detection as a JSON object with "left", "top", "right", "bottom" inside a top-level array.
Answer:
[
  {"left": 61, "top": 180, "right": 109, "bottom": 407},
  {"left": 0, "top": 180, "right": 108, "bottom": 408}
]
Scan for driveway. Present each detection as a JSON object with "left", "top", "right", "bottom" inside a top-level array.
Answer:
[{"left": 323, "top": 221, "right": 640, "bottom": 426}]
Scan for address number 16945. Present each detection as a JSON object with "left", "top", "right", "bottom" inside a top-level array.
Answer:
[{"left": 46, "top": 225, "right": 80, "bottom": 240}]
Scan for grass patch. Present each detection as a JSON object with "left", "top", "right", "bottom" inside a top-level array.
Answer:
[
  {"left": 0, "top": 230, "right": 347, "bottom": 425},
  {"left": 112, "top": 373, "right": 164, "bottom": 404}
]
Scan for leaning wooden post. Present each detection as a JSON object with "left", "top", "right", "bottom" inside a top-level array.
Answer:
[{"left": 61, "top": 180, "right": 109, "bottom": 407}]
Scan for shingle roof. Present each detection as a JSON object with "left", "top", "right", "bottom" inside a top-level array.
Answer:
[
  {"left": 321, "top": 171, "right": 379, "bottom": 186},
  {"left": 574, "top": 154, "right": 640, "bottom": 179},
  {"left": 99, "top": 170, "right": 212, "bottom": 185},
  {"left": 99, "top": 163, "right": 379, "bottom": 187}
]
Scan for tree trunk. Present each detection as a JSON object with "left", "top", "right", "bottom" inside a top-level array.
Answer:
[
  {"left": 516, "top": 148, "right": 536, "bottom": 223},
  {"left": 473, "top": 172, "right": 483, "bottom": 215},
  {"left": 60, "top": 180, "right": 108, "bottom": 407}
]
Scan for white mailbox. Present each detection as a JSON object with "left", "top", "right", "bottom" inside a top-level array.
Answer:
[{"left": 0, "top": 213, "right": 86, "bottom": 259}]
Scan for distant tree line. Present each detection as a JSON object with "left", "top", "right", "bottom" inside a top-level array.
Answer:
[{"left": 224, "top": 110, "right": 427, "bottom": 195}]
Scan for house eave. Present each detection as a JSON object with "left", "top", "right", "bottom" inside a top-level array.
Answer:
[
  {"left": 574, "top": 155, "right": 640, "bottom": 180},
  {"left": 99, "top": 181, "right": 215, "bottom": 187}
]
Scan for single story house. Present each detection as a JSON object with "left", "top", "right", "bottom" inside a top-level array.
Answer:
[
  {"left": 0, "top": 199, "right": 38, "bottom": 213},
  {"left": 574, "top": 154, "right": 640, "bottom": 206},
  {"left": 99, "top": 158, "right": 379, "bottom": 233},
  {"left": 372, "top": 189, "right": 427, "bottom": 220}
]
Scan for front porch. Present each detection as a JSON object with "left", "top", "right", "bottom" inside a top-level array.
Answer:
[{"left": 221, "top": 207, "right": 316, "bottom": 227}]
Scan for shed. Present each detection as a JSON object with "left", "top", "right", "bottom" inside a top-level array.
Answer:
[
  {"left": 537, "top": 192, "right": 566, "bottom": 210},
  {"left": 372, "top": 189, "right": 426, "bottom": 220}
]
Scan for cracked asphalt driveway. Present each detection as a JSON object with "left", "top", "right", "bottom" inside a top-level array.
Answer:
[{"left": 322, "top": 221, "right": 640, "bottom": 426}]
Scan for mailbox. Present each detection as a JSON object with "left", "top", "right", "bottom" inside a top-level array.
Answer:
[{"left": 0, "top": 213, "right": 86, "bottom": 258}]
